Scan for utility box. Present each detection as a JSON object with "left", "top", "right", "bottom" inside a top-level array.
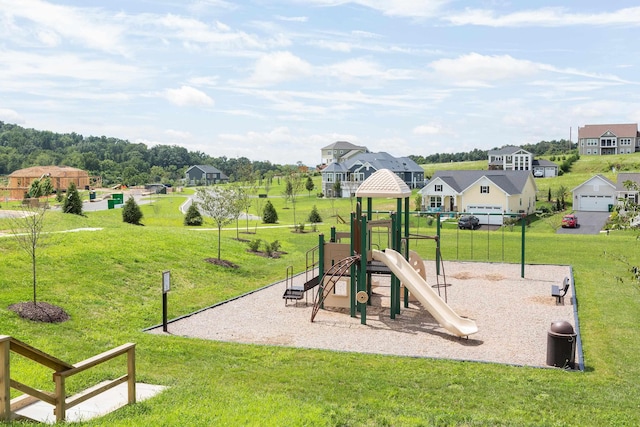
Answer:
[{"left": 546, "top": 320, "right": 576, "bottom": 369}]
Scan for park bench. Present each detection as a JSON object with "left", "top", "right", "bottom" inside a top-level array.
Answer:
[{"left": 551, "top": 277, "right": 570, "bottom": 305}]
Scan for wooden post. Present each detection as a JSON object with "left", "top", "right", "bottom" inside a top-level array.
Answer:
[
  {"left": 127, "top": 345, "right": 136, "bottom": 404},
  {"left": 54, "top": 374, "right": 66, "bottom": 422},
  {"left": 0, "top": 336, "right": 11, "bottom": 421}
]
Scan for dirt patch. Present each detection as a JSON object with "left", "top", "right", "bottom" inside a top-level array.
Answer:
[
  {"left": 8, "top": 302, "right": 69, "bottom": 323},
  {"left": 451, "top": 271, "right": 474, "bottom": 280},
  {"left": 204, "top": 258, "right": 240, "bottom": 269},
  {"left": 484, "top": 273, "right": 505, "bottom": 281}
]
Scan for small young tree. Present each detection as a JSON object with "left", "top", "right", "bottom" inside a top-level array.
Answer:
[
  {"left": 122, "top": 196, "right": 144, "bottom": 225},
  {"left": 263, "top": 200, "right": 278, "bottom": 224},
  {"left": 414, "top": 193, "right": 423, "bottom": 211},
  {"left": 196, "top": 186, "right": 237, "bottom": 260},
  {"left": 184, "top": 203, "right": 203, "bottom": 226},
  {"left": 547, "top": 187, "right": 552, "bottom": 203},
  {"left": 39, "top": 177, "right": 54, "bottom": 198},
  {"left": 305, "top": 175, "right": 315, "bottom": 197},
  {"left": 9, "top": 203, "right": 48, "bottom": 305},
  {"left": 333, "top": 179, "right": 342, "bottom": 198},
  {"left": 308, "top": 205, "right": 322, "bottom": 223},
  {"left": 63, "top": 182, "right": 83, "bottom": 215},
  {"left": 28, "top": 179, "right": 43, "bottom": 198}
]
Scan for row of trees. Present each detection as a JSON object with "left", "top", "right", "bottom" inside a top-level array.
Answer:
[
  {"left": 0, "top": 121, "right": 291, "bottom": 187},
  {"left": 409, "top": 140, "right": 576, "bottom": 165}
]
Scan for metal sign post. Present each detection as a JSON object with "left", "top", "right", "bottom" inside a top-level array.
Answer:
[{"left": 162, "top": 271, "right": 170, "bottom": 332}]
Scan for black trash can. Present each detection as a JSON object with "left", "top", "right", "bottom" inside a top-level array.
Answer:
[{"left": 546, "top": 320, "right": 576, "bottom": 369}]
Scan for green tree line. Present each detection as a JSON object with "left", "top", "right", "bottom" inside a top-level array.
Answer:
[
  {"left": 409, "top": 140, "right": 576, "bottom": 165},
  {"left": 0, "top": 121, "right": 283, "bottom": 186}
]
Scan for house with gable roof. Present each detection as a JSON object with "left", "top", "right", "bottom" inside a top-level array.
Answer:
[
  {"left": 578, "top": 123, "right": 640, "bottom": 155},
  {"left": 321, "top": 141, "right": 369, "bottom": 166},
  {"left": 571, "top": 175, "right": 616, "bottom": 211},
  {"left": 419, "top": 170, "right": 537, "bottom": 225},
  {"left": 185, "top": 165, "right": 229, "bottom": 186},
  {"left": 321, "top": 151, "right": 424, "bottom": 198},
  {"left": 488, "top": 145, "right": 558, "bottom": 177}
]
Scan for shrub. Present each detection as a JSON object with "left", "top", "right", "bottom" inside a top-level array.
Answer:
[
  {"left": 263, "top": 201, "right": 278, "bottom": 224},
  {"left": 426, "top": 216, "right": 434, "bottom": 226},
  {"left": 270, "top": 240, "right": 281, "bottom": 252},
  {"left": 122, "top": 196, "right": 143, "bottom": 225},
  {"left": 263, "top": 240, "right": 274, "bottom": 257},
  {"left": 248, "top": 239, "right": 261, "bottom": 252},
  {"left": 184, "top": 204, "right": 203, "bottom": 226},
  {"left": 63, "top": 182, "right": 83, "bottom": 215},
  {"left": 308, "top": 205, "right": 322, "bottom": 223}
]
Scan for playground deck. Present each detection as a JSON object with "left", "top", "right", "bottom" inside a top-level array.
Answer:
[{"left": 148, "top": 261, "right": 578, "bottom": 369}]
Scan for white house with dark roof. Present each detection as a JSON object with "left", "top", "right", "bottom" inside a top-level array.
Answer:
[
  {"left": 616, "top": 172, "right": 640, "bottom": 206},
  {"left": 321, "top": 141, "right": 369, "bottom": 165},
  {"left": 488, "top": 145, "right": 558, "bottom": 177},
  {"left": 321, "top": 152, "right": 424, "bottom": 197},
  {"left": 185, "top": 165, "right": 229, "bottom": 186},
  {"left": 419, "top": 170, "right": 537, "bottom": 224},
  {"left": 578, "top": 123, "right": 640, "bottom": 155},
  {"left": 571, "top": 175, "right": 616, "bottom": 211}
]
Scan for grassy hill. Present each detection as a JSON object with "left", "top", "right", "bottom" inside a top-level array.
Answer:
[{"left": 0, "top": 181, "right": 639, "bottom": 425}]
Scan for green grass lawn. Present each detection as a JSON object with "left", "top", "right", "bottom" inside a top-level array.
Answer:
[{"left": 0, "top": 178, "right": 639, "bottom": 425}]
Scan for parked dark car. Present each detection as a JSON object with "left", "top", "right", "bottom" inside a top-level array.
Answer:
[{"left": 458, "top": 215, "right": 480, "bottom": 230}]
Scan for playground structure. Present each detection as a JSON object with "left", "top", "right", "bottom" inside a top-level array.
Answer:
[{"left": 283, "top": 169, "right": 478, "bottom": 338}]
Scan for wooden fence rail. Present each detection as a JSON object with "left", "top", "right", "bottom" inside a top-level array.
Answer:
[{"left": 0, "top": 335, "right": 135, "bottom": 423}]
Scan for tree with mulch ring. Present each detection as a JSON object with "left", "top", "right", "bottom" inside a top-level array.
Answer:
[
  {"left": 7, "top": 203, "right": 70, "bottom": 323},
  {"left": 205, "top": 258, "right": 239, "bottom": 268}
]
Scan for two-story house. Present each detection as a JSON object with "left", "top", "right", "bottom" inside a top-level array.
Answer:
[
  {"left": 419, "top": 170, "right": 537, "bottom": 224},
  {"left": 321, "top": 141, "right": 369, "bottom": 166},
  {"left": 185, "top": 165, "right": 229, "bottom": 186},
  {"left": 321, "top": 151, "right": 424, "bottom": 197},
  {"left": 578, "top": 123, "right": 640, "bottom": 155},
  {"left": 488, "top": 146, "right": 558, "bottom": 178}
]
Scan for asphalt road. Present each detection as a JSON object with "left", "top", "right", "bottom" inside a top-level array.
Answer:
[{"left": 556, "top": 211, "right": 610, "bottom": 235}]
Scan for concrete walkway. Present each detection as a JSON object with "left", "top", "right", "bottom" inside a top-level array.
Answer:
[{"left": 14, "top": 382, "right": 166, "bottom": 424}]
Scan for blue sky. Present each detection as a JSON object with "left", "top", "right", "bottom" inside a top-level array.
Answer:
[{"left": 2, "top": 1, "right": 640, "bottom": 167}]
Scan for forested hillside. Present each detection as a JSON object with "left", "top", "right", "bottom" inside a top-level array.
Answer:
[{"left": 0, "top": 122, "right": 281, "bottom": 186}]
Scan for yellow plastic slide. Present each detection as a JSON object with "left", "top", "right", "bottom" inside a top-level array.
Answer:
[{"left": 372, "top": 249, "right": 478, "bottom": 337}]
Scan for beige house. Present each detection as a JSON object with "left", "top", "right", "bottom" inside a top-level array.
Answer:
[
  {"left": 3, "top": 166, "right": 92, "bottom": 200},
  {"left": 419, "top": 170, "right": 537, "bottom": 225},
  {"left": 578, "top": 123, "right": 640, "bottom": 155}
]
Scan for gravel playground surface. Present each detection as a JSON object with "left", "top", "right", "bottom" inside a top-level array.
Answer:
[{"left": 148, "top": 261, "right": 577, "bottom": 369}]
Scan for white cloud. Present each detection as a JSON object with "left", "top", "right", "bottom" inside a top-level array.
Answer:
[
  {"left": 276, "top": 15, "right": 308, "bottom": 22},
  {"left": 429, "top": 53, "right": 539, "bottom": 86},
  {"left": 245, "top": 51, "right": 313, "bottom": 86},
  {"left": 413, "top": 123, "right": 448, "bottom": 135},
  {"left": 164, "top": 129, "right": 193, "bottom": 139},
  {"left": 0, "top": 108, "right": 25, "bottom": 124},
  {"left": 164, "top": 86, "right": 214, "bottom": 107},
  {"left": 0, "top": 0, "right": 127, "bottom": 54},
  {"left": 304, "top": 0, "right": 450, "bottom": 18},
  {"left": 445, "top": 6, "right": 640, "bottom": 27}
]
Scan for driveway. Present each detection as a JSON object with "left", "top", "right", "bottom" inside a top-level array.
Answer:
[{"left": 556, "top": 211, "right": 610, "bottom": 235}]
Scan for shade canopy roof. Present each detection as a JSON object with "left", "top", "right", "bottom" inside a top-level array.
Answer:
[{"left": 355, "top": 168, "right": 412, "bottom": 198}]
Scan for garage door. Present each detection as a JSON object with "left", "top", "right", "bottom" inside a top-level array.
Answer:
[
  {"left": 579, "top": 195, "right": 614, "bottom": 211},
  {"left": 465, "top": 205, "right": 504, "bottom": 225}
]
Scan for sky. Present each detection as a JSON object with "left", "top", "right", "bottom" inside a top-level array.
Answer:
[{"left": 2, "top": 1, "right": 640, "bottom": 167}]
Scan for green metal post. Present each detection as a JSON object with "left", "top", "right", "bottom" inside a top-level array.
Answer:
[
  {"left": 436, "top": 213, "right": 441, "bottom": 275},
  {"left": 359, "top": 214, "right": 368, "bottom": 324},
  {"left": 318, "top": 233, "right": 325, "bottom": 309},
  {"left": 390, "top": 212, "right": 397, "bottom": 319},
  {"left": 367, "top": 197, "right": 372, "bottom": 220},
  {"left": 521, "top": 215, "right": 526, "bottom": 278},
  {"left": 350, "top": 212, "right": 357, "bottom": 317},
  {"left": 330, "top": 226, "right": 336, "bottom": 242}
]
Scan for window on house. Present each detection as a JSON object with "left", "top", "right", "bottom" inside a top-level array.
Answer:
[
  {"left": 480, "top": 186, "right": 489, "bottom": 194},
  {"left": 429, "top": 196, "right": 442, "bottom": 208},
  {"left": 434, "top": 184, "right": 442, "bottom": 192}
]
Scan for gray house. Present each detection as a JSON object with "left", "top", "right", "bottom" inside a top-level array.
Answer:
[
  {"left": 321, "top": 152, "right": 424, "bottom": 197},
  {"left": 185, "top": 165, "right": 229, "bottom": 186},
  {"left": 571, "top": 175, "right": 616, "bottom": 211}
]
